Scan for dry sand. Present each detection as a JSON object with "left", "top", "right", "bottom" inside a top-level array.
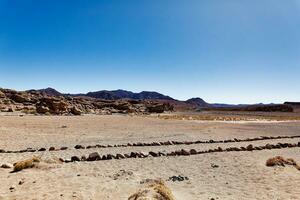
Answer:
[{"left": 0, "top": 114, "right": 299, "bottom": 200}]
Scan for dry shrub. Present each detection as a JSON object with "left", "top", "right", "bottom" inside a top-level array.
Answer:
[
  {"left": 266, "top": 156, "right": 300, "bottom": 171},
  {"left": 12, "top": 156, "right": 41, "bottom": 173},
  {"left": 128, "top": 179, "right": 175, "bottom": 200}
]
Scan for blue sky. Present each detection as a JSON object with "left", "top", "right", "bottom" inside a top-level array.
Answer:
[{"left": 0, "top": 0, "right": 299, "bottom": 104}]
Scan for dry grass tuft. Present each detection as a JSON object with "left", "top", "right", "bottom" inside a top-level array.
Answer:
[
  {"left": 128, "top": 179, "right": 175, "bottom": 200},
  {"left": 12, "top": 156, "right": 41, "bottom": 173},
  {"left": 266, "top": 156, "right": 300, "bottom": 171}
]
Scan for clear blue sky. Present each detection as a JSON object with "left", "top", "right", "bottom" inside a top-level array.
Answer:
[{"left": 0, "top": 0, "right": 300, "bottom": 104}]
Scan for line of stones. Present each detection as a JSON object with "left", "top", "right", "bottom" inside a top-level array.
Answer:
[
  {"left": 64, "top": 141, "right": 300, "bottom": 163},
  {"left": 1, "top": 135, "right": 299, "bottom": 154}
]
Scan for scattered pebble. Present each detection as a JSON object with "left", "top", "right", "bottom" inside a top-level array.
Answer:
[
  {"left": 1, "top": 163, "right": 13, "bottom": 169},
  {"left": 168, "top": 175, "right": 189, "bottom": 182},
  {"left": 9, "top": 185, "right": 15, "bottom": 191},
  {"left": 211, "top": 163, "right": 219, "bottom": 168},
  {"left": 19, "top": 180, "right": 25, "bottom": 185}
]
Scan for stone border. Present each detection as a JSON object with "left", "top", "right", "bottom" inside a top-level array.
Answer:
[
  {"left": 63, "top": 142, "right": 300, "bottom": 163},
  {"left": 0, "top": 135, "right": 299, "bottom": 154}
]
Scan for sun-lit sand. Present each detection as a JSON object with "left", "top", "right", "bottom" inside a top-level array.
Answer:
[{"left": 0, "top": 114, "right": 299, "bottom": 199}]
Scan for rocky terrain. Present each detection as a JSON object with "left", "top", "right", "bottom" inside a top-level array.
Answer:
[{"left": 0, "top": 88, "right": 173, "bottom": 115}]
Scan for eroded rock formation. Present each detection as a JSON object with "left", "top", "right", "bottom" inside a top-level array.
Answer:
[{"left": 0, "top": 88, "right": 173, "bottom": 115}]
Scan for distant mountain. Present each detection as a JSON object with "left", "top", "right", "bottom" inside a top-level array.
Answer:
[
  {"left": 28, "top": 88, "right": 63, "bottom": 96},
  {"left": 185, "top": 98, "right": 210, "bottom": 108}
]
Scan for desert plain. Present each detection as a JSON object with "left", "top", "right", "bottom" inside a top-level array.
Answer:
[{"left": 0, "top": 112, "right": 299, "bottom": 200}]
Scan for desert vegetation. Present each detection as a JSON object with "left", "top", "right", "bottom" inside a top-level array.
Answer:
[
  {"left": 12, "top": 156, "right": 41, "bottom": 173},
  {"left": 266, "top": 156, "right": 300, "bottom": 170},
  {"left": 128, "top": 179, "right": 175, "bottom": 200}
]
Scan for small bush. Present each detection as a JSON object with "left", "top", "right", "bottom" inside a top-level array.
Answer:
[
  {"left": 128, "top": 179, "right": 175, "bottom": 200},
  {"left": 266, "top": 156, "right": 300, "bottom": 171},
  {"left": 12, "top": 156, "right": 41, "bottom": 173}
]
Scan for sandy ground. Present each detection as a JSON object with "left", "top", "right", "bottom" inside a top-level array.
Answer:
[{"left": 0, "top": 114, "right": 299, "bottom": 200}]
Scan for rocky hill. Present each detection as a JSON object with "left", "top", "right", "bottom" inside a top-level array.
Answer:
[
  {"left": 31, "top": 88, "right": 206, "bottom": 111},
  {"left": 0, "top": 88, "right": 174, "bottom": 115},
  {"left": 28, "top": 87, "right": 63, "bottom": 96},
  {"left": 185, "top": 98, "right": 210, "bottom": 108}
]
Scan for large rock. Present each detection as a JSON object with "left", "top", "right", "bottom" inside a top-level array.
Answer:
[
  {"left": 146, "top": 103, "right": 171, "bottom": 113},
  {"left": 1, "top": 163, "right": 13, "bottom": 168},
  {"left": 0, "top": 91, "right": 5, "bottom": 98},
  {"left": 10, "top": 93, "right": 30, "bottom": 103},
  {"left": 87, "top": 152, "right": 101, "bottom": 161},
  {"left": 36, "top": 105, "right": 50, "bottom": 114},
  {"left": 36, "top": 97, "right": 68, "bottom": 114},
  {"left": 71, "top": 156, "right": 81, "bottom": 162},
  {"left": 71, "top": 106, "right": 82, "bottom": 115}
]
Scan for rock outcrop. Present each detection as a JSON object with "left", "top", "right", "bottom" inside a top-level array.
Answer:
[{"left": 0, "top": 88, "right": 173, "bottom": 115}]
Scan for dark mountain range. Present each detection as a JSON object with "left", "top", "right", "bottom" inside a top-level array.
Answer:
[
  {"left": 85, "top": 90, "right": 174, "bottom": 100},
  {"left": 33, "top": 88, "right": 174, "bottom": 101}
]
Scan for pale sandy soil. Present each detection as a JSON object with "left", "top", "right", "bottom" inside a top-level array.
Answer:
[{"left": 0, "top": 114, "right": 299, "bottom": 200}]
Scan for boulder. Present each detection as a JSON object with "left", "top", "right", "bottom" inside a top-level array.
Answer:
[
  {"left": 146, "top": 103, "right": 171, "bottom": 113},
  {"left": 1, "top": 163, "right": 13, "bottom": 168},
  {"left": 265, "top": 144, "right": 273, "bottom": 149},
  {"left": 190, "top": 149, "right": 197, "bottom": 155},
  {"left": 0, "top": 91, "right": 5, "bottom": 98},
  {"left": 71, "top": 106, "right": 82, "bottom": 115},
  {"left": 81, "top": 156, "right": 87, "bottom": 161},
  {"left": 71, "top": 156, "right": 80, "bottom": 162},
  {"left": 130, "top": 152, "right": 137, "bottom": 158},
  {"left": 74, "top": 145, "right": 85, "bottom": 149},
  {"left": 38, "top": 148, "right": 46, "bottom": 151},
  {"left": 49, "top": 147, "right": 55, "bottom": 151},
  {"left": 116, "top": 154, "right": 125, "bottom": 159},
  {"left": 149, "top": 151, "right": 158, "bottom": 157},
  {"left": 107, "top": 154, "right": 114, "bottom": 160},
  {"left": 36, "top": 97, "right": 68, "bottom": 115},
  {"left": 36, "top": 105, "right": 50, "bottom": 114},
  {"left": 246, "top": 144, "right": 254, "bottom": 151},
  {"left": 124, "top": 154, "right": 130, "bottom": 158},
  {"left": 10, "top": 94, "right": 30, "bottom": 103},
  {"left": 87, "top": 152, "right": 101, "bottom": 161},
  {"left": 180, "top": 149, "right": 190, "bottom": 156}
]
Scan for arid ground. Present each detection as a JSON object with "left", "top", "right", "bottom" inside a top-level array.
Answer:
[{"left": 0, "top": 113, "right": 299, "bottom": 200}]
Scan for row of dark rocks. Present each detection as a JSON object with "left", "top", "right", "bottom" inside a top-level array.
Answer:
[
  {"left": 62, "top": 142, "right": 300, "bottom": 163},
  {"left": 1, "top": 135, "right": 299, "bottom": 154}
]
